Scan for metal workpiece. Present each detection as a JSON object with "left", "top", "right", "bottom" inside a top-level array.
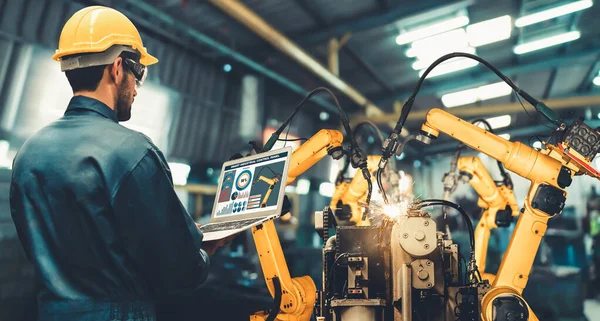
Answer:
[{"left": 398, "top": 217, "right": 437, "bottom": 257}]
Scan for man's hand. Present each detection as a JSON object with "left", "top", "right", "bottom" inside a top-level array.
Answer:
[{"left": 196, "top": 223, "right": 237, "bottom": 256}]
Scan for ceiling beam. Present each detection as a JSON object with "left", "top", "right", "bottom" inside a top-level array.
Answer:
[
  {"left": 91, "top": 0, "right": 341, "bottom": 113},
  {"left": 291, "top": 0, "right": 393, "bottom": 94},
  {"left": 292, "top": 0, "right": 470, "bottom": 46},
  {"left": 374, "top": 46, "right": 600, "bottom": 106},
  {"left": 353, "top": 94, "right": 600, "bottom": 125}
]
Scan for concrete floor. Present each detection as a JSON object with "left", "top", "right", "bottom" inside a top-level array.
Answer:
[{"left": 586, "top": 299, "right": 600, "bottom": 320}]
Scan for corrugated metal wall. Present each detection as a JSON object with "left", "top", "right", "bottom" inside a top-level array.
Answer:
[{"left": 0, "top": 0, "right": 245, "bottom": 165}]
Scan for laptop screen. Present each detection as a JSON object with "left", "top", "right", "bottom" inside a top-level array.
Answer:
[{"left": 212, "top": 148, "right": 291, "bottom": 220}]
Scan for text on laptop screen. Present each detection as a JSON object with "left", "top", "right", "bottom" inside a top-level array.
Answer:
[{"left": 215, "top": 151, "right": 288, "bottom": 217}]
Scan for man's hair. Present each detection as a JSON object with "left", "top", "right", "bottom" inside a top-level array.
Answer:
[
  {"left": 65, "top": 64, "right": 108, "bottom": 93},
  {"left": 64, "top": 51, "right": 141, "bottom": 93}
]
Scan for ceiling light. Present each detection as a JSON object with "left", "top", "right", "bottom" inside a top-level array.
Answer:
[
  {"left": 485, "top": 115, "right": 512, "bottom": 129},
  {"left": 319, "top": 111, "right": 330, "bottom": 121},
  {"left": 515, "top": 0, "right": 593, "bottom": 28},
  {"left": 419, "top": 58, "right": 478, "bottom": 78},
  {"left": 499, "top": 133, "right": 511, "bottom": 140},
  {"left": 319, "top": 182, "right": 335, "bottom": 197},
  {"left": 396, "top": 14, "right": 470, "bottom": 45},
  {"left": 441, "top": 82, "right": 512, "bottom": 107},
  {"left": 406, "top": 28, "right": 469, "bottom": 58},
  {"left": 594, "top": 76, "right": 600, "bottom": 86},
  {"left": 223, "top": 64, "right": 232, "bottom": 72},
  {"left": 532, "top": 141, "right": 543, "bottom": 149},
  {"left": 514, "top": 31, "right": 581, "bottom": 54},
  {"left": 411, "top": 47, "right": 476, "bottom": 70},
  {"left": 467, "top": 15, "right": 512, "bottom": 47}
]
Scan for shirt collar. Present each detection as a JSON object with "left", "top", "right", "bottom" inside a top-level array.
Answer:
[{"left": 65, "top": 96, "right": 118, "bottom": 123}]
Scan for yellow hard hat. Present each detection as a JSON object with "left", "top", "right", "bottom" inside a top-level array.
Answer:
[{"left": 53, "top": 6, "right": 158, "bottom": 66}]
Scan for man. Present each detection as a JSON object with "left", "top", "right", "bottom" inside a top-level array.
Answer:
[{"left": 10, "top": 6, "right": 227, "bottom": 321}]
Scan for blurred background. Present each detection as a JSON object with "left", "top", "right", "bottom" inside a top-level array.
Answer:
[{"left": 1, "top": 0, "right": 600, "bottom": 320}]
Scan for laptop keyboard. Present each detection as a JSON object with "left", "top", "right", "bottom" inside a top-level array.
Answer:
[{"left": 199, "top": 217, "right": 267, "bottom": 233}]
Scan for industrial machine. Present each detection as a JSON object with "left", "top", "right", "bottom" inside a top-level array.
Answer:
[
  {"left": 376, "top": 53, "right": 600, "bottom": 320},
  {"left": 441, "top": 133, "right": 519, "bottom": 281},
  {"left": 247, "top": 53, "right": 600, "bottom": 321}
]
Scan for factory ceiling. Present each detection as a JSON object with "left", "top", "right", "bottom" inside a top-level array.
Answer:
[{"left": 72, "top": 0, "right": 600, "bottom": 157}]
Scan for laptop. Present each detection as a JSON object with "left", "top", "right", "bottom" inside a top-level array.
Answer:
[{"left": 199, "top": 147, "right": 292, "bottom": 242}]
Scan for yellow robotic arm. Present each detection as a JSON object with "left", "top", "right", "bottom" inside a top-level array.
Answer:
[
  {"left": 251, "top": 129, "right": 343, "bottom": 321},
  {"left": 255, "top": 176, "right": 281, "bottom": 208},
  {"left": 419, "top": 108, "right": 594, "bottom": 321},
  {"left": 329, "top": 155, "right": 380, "bottom": 226},
  {"left": 457, "top": 156, "right": 519, "bottom": 281}
]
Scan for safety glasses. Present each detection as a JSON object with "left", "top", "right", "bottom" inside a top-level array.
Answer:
[{"left": 122, "top": 58, "right": 147, "bottom": 89}]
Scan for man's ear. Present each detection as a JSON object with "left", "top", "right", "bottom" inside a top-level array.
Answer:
[{"left": 109, "top": 57, "right": 123, "bottom": 83}]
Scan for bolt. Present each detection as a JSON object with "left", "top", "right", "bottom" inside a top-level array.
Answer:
[
  {"left": 424, "top": 244, "right": 430, "bottom": 250},
  {"left": 424, "top": 221, "right": 430, "bottom": 226},
  {"left": 426, "top": 260, "right": 432, "bottom": 266},
  {"left": 403, "top": 233, "right": 409, "bottom": 239},
  {"left": 427, "top": 283, "right": 433, "bottom": 288},
  {"left": 535, "top": 230, "right": 539, "bottom": 235}
]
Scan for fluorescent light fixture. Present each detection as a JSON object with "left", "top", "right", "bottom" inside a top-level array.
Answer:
[
  {"left": 419, "top": 58, "right": 478, "bottom": 78},
  {"left": 467, "top": 15, "right": 512, "bottom": 47},
  {"left": 499, "top": 133, "right": 511, "bottom": 140},
  {"left": 396, "top": 14, "right": 469, "bottom": 45},
  {"left": 515, "top": 0, "right": 593, "bottom": 27},
  {"left": 597, "top": 112, "right": 600, "bottom": 119},
  {"left": 594, "top": 76, "right": 600, "bottom": 86},
  {"left": 532, "top": 141, "right": 543, "bottom": 149},
  {"left": 485, "top": 115, "right": 512, "bottom": 129},
  {"left": 411, "top": 47, "right": 476, "bottom": 70},
  {"left": 319, "top": 182, "right": 335, "bottom": 197},
  {"left": 406, "top": 28, "right": 469, "bottom": 58},
  {"left": 441, "top": 82, "right": 512, "bottom": 107},
  {"left": 514, "top": 31, "right": 581, "bottom": 55},
  {"left": 169, "top": 162, "right": 191, "bottom": 186},
  {"left": 285, "top": 185, "right": 296, "bottom": 193},
  {"left": 296, "top": 179, "right": 311, "bottom": 195}
]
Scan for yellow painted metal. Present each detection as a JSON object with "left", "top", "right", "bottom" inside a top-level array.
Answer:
[
  {"left": 251, "top": 220, "right": 316, "bottom": 321},
  {"left": 287, "top": 129, "right": 343, "bottom": 184},
  {"left": 250, "top": 129, "right": 343, "bottom": 320},
  {"left": 457, "top": 157, "right": 519, "bottom": 279},
  {"left": 420, "top": 108, "right": 583, "bottom": 321}
]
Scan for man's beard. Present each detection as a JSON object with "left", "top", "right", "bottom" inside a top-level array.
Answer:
[{"left": 115, "top": 73, "right": 133, "bottom": 122}]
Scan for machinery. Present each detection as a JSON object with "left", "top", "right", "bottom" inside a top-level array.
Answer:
[
  {"left": 330, "top": 155, "right": 381, "bottom": 226},
  {"left": 315, "top": 201, "right": 485, "bottom": 321},
  {"left": 250, "top": 128, "right": 344, "bottom": 321},
  {"left": 442, "top": 147, "right": 519, "bottom": 280}
]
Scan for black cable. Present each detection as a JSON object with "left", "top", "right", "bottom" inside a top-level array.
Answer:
[
  {"left": 263, "top": 87, "right": 371, "bottom": 206},
  {"left": 277, "top": 138, "right": 308, "bottom": 142},
  {"left": 381, "top": 52, "right": 562, "bottom": 170},
  {"left": 327, "top": 253, "right": 349, "bottom": 290},
  {"left": 362, "top": 178, "right": 373, "bottom": 221},
  {"left": 417, "top": 200, "right": 475, "bottom": 261},
  {"left": 514, "top": 90, "right": 555, "bottom": 130},
  {"left": 354, "top": 121, "right": 384, "bottom": 150},
  {"left": 376, "top": 168, "right": 389, "bottom": 205},
  {"left": 266, "top": 277, "right": 282, "bottom": 321}
]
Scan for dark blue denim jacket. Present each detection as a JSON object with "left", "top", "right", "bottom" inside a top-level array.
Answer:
[{"left": 10, "top": 96, "right": 210, "bottom": 321}]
